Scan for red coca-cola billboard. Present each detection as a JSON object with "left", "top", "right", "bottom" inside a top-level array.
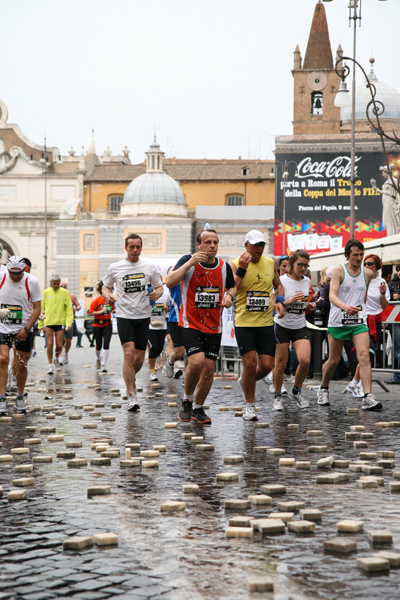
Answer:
[{"left": 274, "top": 151, "right": 400, "bottom": 256}]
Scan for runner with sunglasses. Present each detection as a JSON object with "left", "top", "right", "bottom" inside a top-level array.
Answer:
[
  {"left": 273, "top": 250, "right": 315, "bottom": 410},
  {"left": 317, "top": 239, "right": 382, "bottom": 410}
]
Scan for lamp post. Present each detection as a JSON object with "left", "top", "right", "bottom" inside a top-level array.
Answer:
[
  {"left": 323, "top": 0, "right": 389, "bottom": 238},
  {"left": 40, "top": 140, "right": 50, "bottom": 288},
  {"left": 275, "top": 159, "right": 299, "bottom": 255}
]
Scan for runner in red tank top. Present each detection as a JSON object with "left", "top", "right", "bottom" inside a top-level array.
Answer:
[{"left": 166, "top": 229, "right": 236, "bottom": 424}]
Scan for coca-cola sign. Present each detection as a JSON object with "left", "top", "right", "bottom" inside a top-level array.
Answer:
[
  {"left": 296, "top": 155, "right": 362, "bottom": 179},
  {"left": 274, "top": 151, "right": 397, "bottom": 256}
]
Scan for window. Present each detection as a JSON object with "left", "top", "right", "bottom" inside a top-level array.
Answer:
[
  {"left": 311, "top": 92, "right": 323, "bottom": 115},
  {"left": 83, "top": 234, "right": 95, "bottom": 251},
  {"left": 83, "top": 286, "right": 94, "bottom": 297},
  {"left": 109, "top": 195, "right": 123, "bottom": 212},
  {"left": 226, "top": 195, "right": 243, "bottom": 206}
]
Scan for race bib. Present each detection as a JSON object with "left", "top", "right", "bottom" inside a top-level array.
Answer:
[
  {"left": 122, "top": 273, "right": 145, "bottom": 293},
  {"left": 1, "top": 303, "right": 22, "bottom": 325},
  {"left": 151, "top": 303, "right": 164, "bottom": 315},
  {"left": 194, "top": 286, "right": 220, "bottom": 309},
  {"left": 246, "top": 291, "right": 270, "bottom": 312},
  {"left": 286, "top": 297, "right": 308, "bottom": 315},
  {"left": 341, "top": 305, "right": 363, "bottom": 325}
]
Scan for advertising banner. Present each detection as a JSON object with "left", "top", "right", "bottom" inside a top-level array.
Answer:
[{"left": 274, "top": 151, "right": 400, "bottom": 256}]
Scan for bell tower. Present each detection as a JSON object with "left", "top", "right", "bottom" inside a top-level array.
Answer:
[{"left": 292, "top": 0, "right": 342, "bottom": 135}]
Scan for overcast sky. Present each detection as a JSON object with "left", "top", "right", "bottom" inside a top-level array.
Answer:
[{"left": 2, "top": 0, "right": 399, "bottom": 163}]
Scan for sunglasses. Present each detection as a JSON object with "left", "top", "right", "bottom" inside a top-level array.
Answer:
[
  {"left": 253, "top": 242, "right": 266, "bottom": 247},
  {"left": 279, "top": 255, "right": 289, "bottom": 260},
  {"left": 364, "top": 262, "right": 376, "bottom": 267},
  {"left": 296, "top": 263, "right": 309, "bottom": 268}
]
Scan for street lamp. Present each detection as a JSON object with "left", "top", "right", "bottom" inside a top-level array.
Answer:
[
  {"left": 323, "top": 0, "right": 389, "bottom": 238},
  {"left": 40, "top": 139, "right": 50, "bottom": 288},
  {"left": 275, "top": 159, "right": 299, "bottom": 255}
]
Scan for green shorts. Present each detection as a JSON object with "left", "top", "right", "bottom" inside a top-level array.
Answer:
[{"left": 328, "top": 324, "right": 369, "bottom": 341}]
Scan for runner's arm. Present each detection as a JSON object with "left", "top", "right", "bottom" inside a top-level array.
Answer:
[{"left": 166, "top": 255, "right": 203, "bottom": 288}]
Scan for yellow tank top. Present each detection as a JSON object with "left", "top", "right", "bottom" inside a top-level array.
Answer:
[{"left": 233, "top": 255, "right": 275, "bottom": 327}]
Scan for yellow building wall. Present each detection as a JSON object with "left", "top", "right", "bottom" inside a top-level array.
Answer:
[{"left": 83, "top": 180, "right": 275, "bottom": 212}]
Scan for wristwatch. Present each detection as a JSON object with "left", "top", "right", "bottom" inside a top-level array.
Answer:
[{"left": 23, "top": 326, "right": 30, "bottom": 333}]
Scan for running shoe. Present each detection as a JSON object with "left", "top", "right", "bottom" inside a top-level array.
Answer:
[
  {"left": 281, "top": 383, "right": 288, "bottom": 396},
  {"left": 317, "top": 387, "right": 330, "bottom": 406},
  {"left": 356, "top": 381, "right": 364, "bottom": 398},
  {"left": 100, "top": 366, "right": 108, "bottom": 373},
  {"left": 264, "top": 372, "right": 275, "bottom": 393},
  {"left": 5, "top": 385, "right": 17, "bottom": 397},
  {"left": 291, "top": 388, "right": 309, "bottom": 408},
  {"left": 62, "top": 352, "right": 69, "bottom": 364},
  {"left": 361, "top": 394, "right": 382, "bottom": 411},
  {"left": 31, "top": 350, "right": 37, "bottom": 357},
  {"left": 15, "top": 395, "right": 27, "bottom": 414},
  {"left": 191, "top": 407, "right": 211, "bottom": 424},
  {"left": 47, "top": 364, "right": 54, "bottom": 375},
  {"left": 95, "top": 359, "right": 101, "bottom": 369},
  {"left": 127, "top": 392, "right": 140, "bottom": 412},
  {"left": 0, "top": 397, "right": 7, "bottom": 415},
  {"left": 149, "top": 371, "right": 158, "bottom": 381},
  {"left": 54, "top": 358, "right": 61, "bottom": 369},
  {"left": 343, "top": 381, "right": 360, "bottom": 397},
  {"left": 273, "top": 395, "right": 283, "bottom": 411},
  {"left": 178, "top": 400, "right": 193, "bottom": 422},
  {"left": 173, "top": 368, "right": 183, "bottom": 379},
  {"left": 242, "top": 403, "right": 258, "bottom": 421},
  {"left": 163, "top": 359, "right": 174, "bottom": 378}
]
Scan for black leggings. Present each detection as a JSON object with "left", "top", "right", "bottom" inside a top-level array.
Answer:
[
  {"left": 147, "top": 328, "right": 167, "bottom": 359},
  {"left": 93, "top": 324, "right": 112, "bottom": 351}
]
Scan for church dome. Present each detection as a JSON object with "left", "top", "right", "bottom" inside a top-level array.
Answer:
[
  {"left": 120, "top": 137, "right": 187, "bottom": 217},
  {"left": 341, "top": 60, "right": 400, "bottom": 123},
  {"left": 123, "top": 172, "right": 186, "bottom": 206}
]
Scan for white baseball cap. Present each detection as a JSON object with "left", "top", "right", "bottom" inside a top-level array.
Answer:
[
  {"left": 7, "top": 256, "right": 26, "bottom": 273},
  {"left": 245, "top": 230, "right": 266, "bottom": 245}
]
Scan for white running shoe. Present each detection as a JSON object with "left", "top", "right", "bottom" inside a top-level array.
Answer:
[
  {"left": 95, "top": 359, "right": 101, "bottom": 369},
  {"left": 281, "top": 383, "right": 288, "bottom": 396},
  {"left": 62, "top": 352, "right": 68, "bottom": 365},
  {"left": 100, "top": 365, "right": 107, "bottom": 373},
  {"left": 317, "top": 387, "right": 330, "bottom": 406},
  {"left": 242, "top": 403, "right": 258, "bottom": 421},
  {"left": 127, "top": 392, "right": 140, "bottom": 412},
  {"left": 173, "top": 368, "right": 183, "bottom": 379},
  {"left": 273, "top": 396, "right": 283, "bottom": 411},
  {"left": 361, "top": 393, "right": 382, "bottom": 411},
  {"left": 47, "top": 364, "right": 54, "bottom": 375},
  {"left": 54, "top": 358, "right": 61, "bottom": 369},
  {"left": 16, "top": 395, "right": 27, "bottom": 413},
  {"left": 162, "top": 359, "right": 174, "bottom": 378},
  {"left": 291, "top": 389, "right": 309, "bottom": 408},
  {"left": 0, "top": 397, "right": 7, "bottom": 414},
  {"left": 149, "top": 371, "right": 158, "bottom": 381},
  {"left": 356, "top": 381, "right": 364, "bottom": 398}
]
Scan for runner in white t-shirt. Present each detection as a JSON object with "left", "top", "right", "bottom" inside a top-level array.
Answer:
[
  {"left": 102, "top": 234, "right": 163, "bottom": 411},
  {"left": 0, "top": 256, "right": 42, "bottom": 414}
]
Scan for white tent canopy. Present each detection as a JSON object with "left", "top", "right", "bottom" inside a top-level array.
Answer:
[{"left": 309, "top": 233, "right": 400, "bottom": 272}]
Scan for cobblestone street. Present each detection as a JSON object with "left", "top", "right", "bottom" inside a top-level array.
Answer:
[{"left": 1, "top": 336, "right": 400, "bottom": 599}]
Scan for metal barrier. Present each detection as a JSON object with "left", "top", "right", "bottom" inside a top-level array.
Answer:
[{"left": 373, "top": 301, "right": 400, "bottom": 377}]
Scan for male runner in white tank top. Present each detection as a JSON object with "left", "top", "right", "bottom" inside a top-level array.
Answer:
[{"left": 317, "top": 239, "right": 382, "bottom": 410}]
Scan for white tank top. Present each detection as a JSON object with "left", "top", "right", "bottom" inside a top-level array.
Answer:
[
  {"left": 328, "top": 264, "right": 367, "bottom": 328},
  {"left": 274, "top": 274, "right": 310, "bottom": 329}
]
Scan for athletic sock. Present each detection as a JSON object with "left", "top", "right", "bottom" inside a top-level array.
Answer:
[
  {"left": 321, "top": 385, "right": 329, "bottom": 390},
  {"left": 193, "top": 402, "right": 202, "bottom": 410},
  {"left": 101, "top": 349, "right": 109, "bottom": 365},
  {"left": 184, "top": 393, "right": 194, "bottom": 403},
  {"left": 292, "top": 386, "right": 301, "bottom": 395},
  {"left": 95, "top": 350, "right": 101, "bottom": 360}
]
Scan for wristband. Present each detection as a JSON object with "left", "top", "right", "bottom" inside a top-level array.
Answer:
[
  {"left": 276, "top": 295, "right": 285, "bottom": 305},
  {"left": 236, "top": 267, "right": 247, "bottom": 278},
  {"left": 380, "top": 292, "right": 386, "bottom": 295},
  {"left": 225, "top": 292, "right": 234, "bottom": 300},
  {"left": 23, "top": 326, "right": 30, "bottom": 333}
]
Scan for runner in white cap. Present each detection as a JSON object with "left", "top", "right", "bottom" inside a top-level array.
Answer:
[{"left": 0, "top": 256, "right": 42, "bottom": 413}]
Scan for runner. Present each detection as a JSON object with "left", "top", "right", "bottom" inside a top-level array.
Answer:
[
  {"left": 102, "top": 233, "right": 163, "bottom": 411},
  {"left": 344, "top": 254, "right": 389, "bottom": 397},
  {"left": 0, "top": 256, "right": 41, "bottom": 414},
  {"left": 166, "top": 228, "right": 235, "bottom": 425},
  {"left": 148, "top": 284, "right": 169, "bottom": 381},
  {"left": 231, "top": 230, "right": 284, "bottom": 421},
  {"left": 42, "top": 274, "right": 74, "bottom": 374},
  {"left": 88, "top": 281, "right": 115, "bottom": 373},
  {"left": 273, "top": 250, "right": 315, "bottom": 410},
  {"left": 60, "top": 281, "right": 82, "bottom": 363},
  {"left": 163, "top": 267, "right": 184, "bottom": 379},
  {"left": 317, "top": 239, "right": 382, "bottom": 410}
]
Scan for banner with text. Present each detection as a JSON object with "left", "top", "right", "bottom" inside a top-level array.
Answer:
[{"left": 274, "top": 151, "right": 400, "bottom": 256}]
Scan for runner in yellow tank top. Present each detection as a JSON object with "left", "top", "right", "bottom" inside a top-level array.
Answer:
[{"left": 231, "top": 230, "right": 285, "bottom": 421}]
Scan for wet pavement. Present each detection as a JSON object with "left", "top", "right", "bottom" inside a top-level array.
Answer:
[{"left": 1, "top": 336, "right": 400, "bottom": 599}]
